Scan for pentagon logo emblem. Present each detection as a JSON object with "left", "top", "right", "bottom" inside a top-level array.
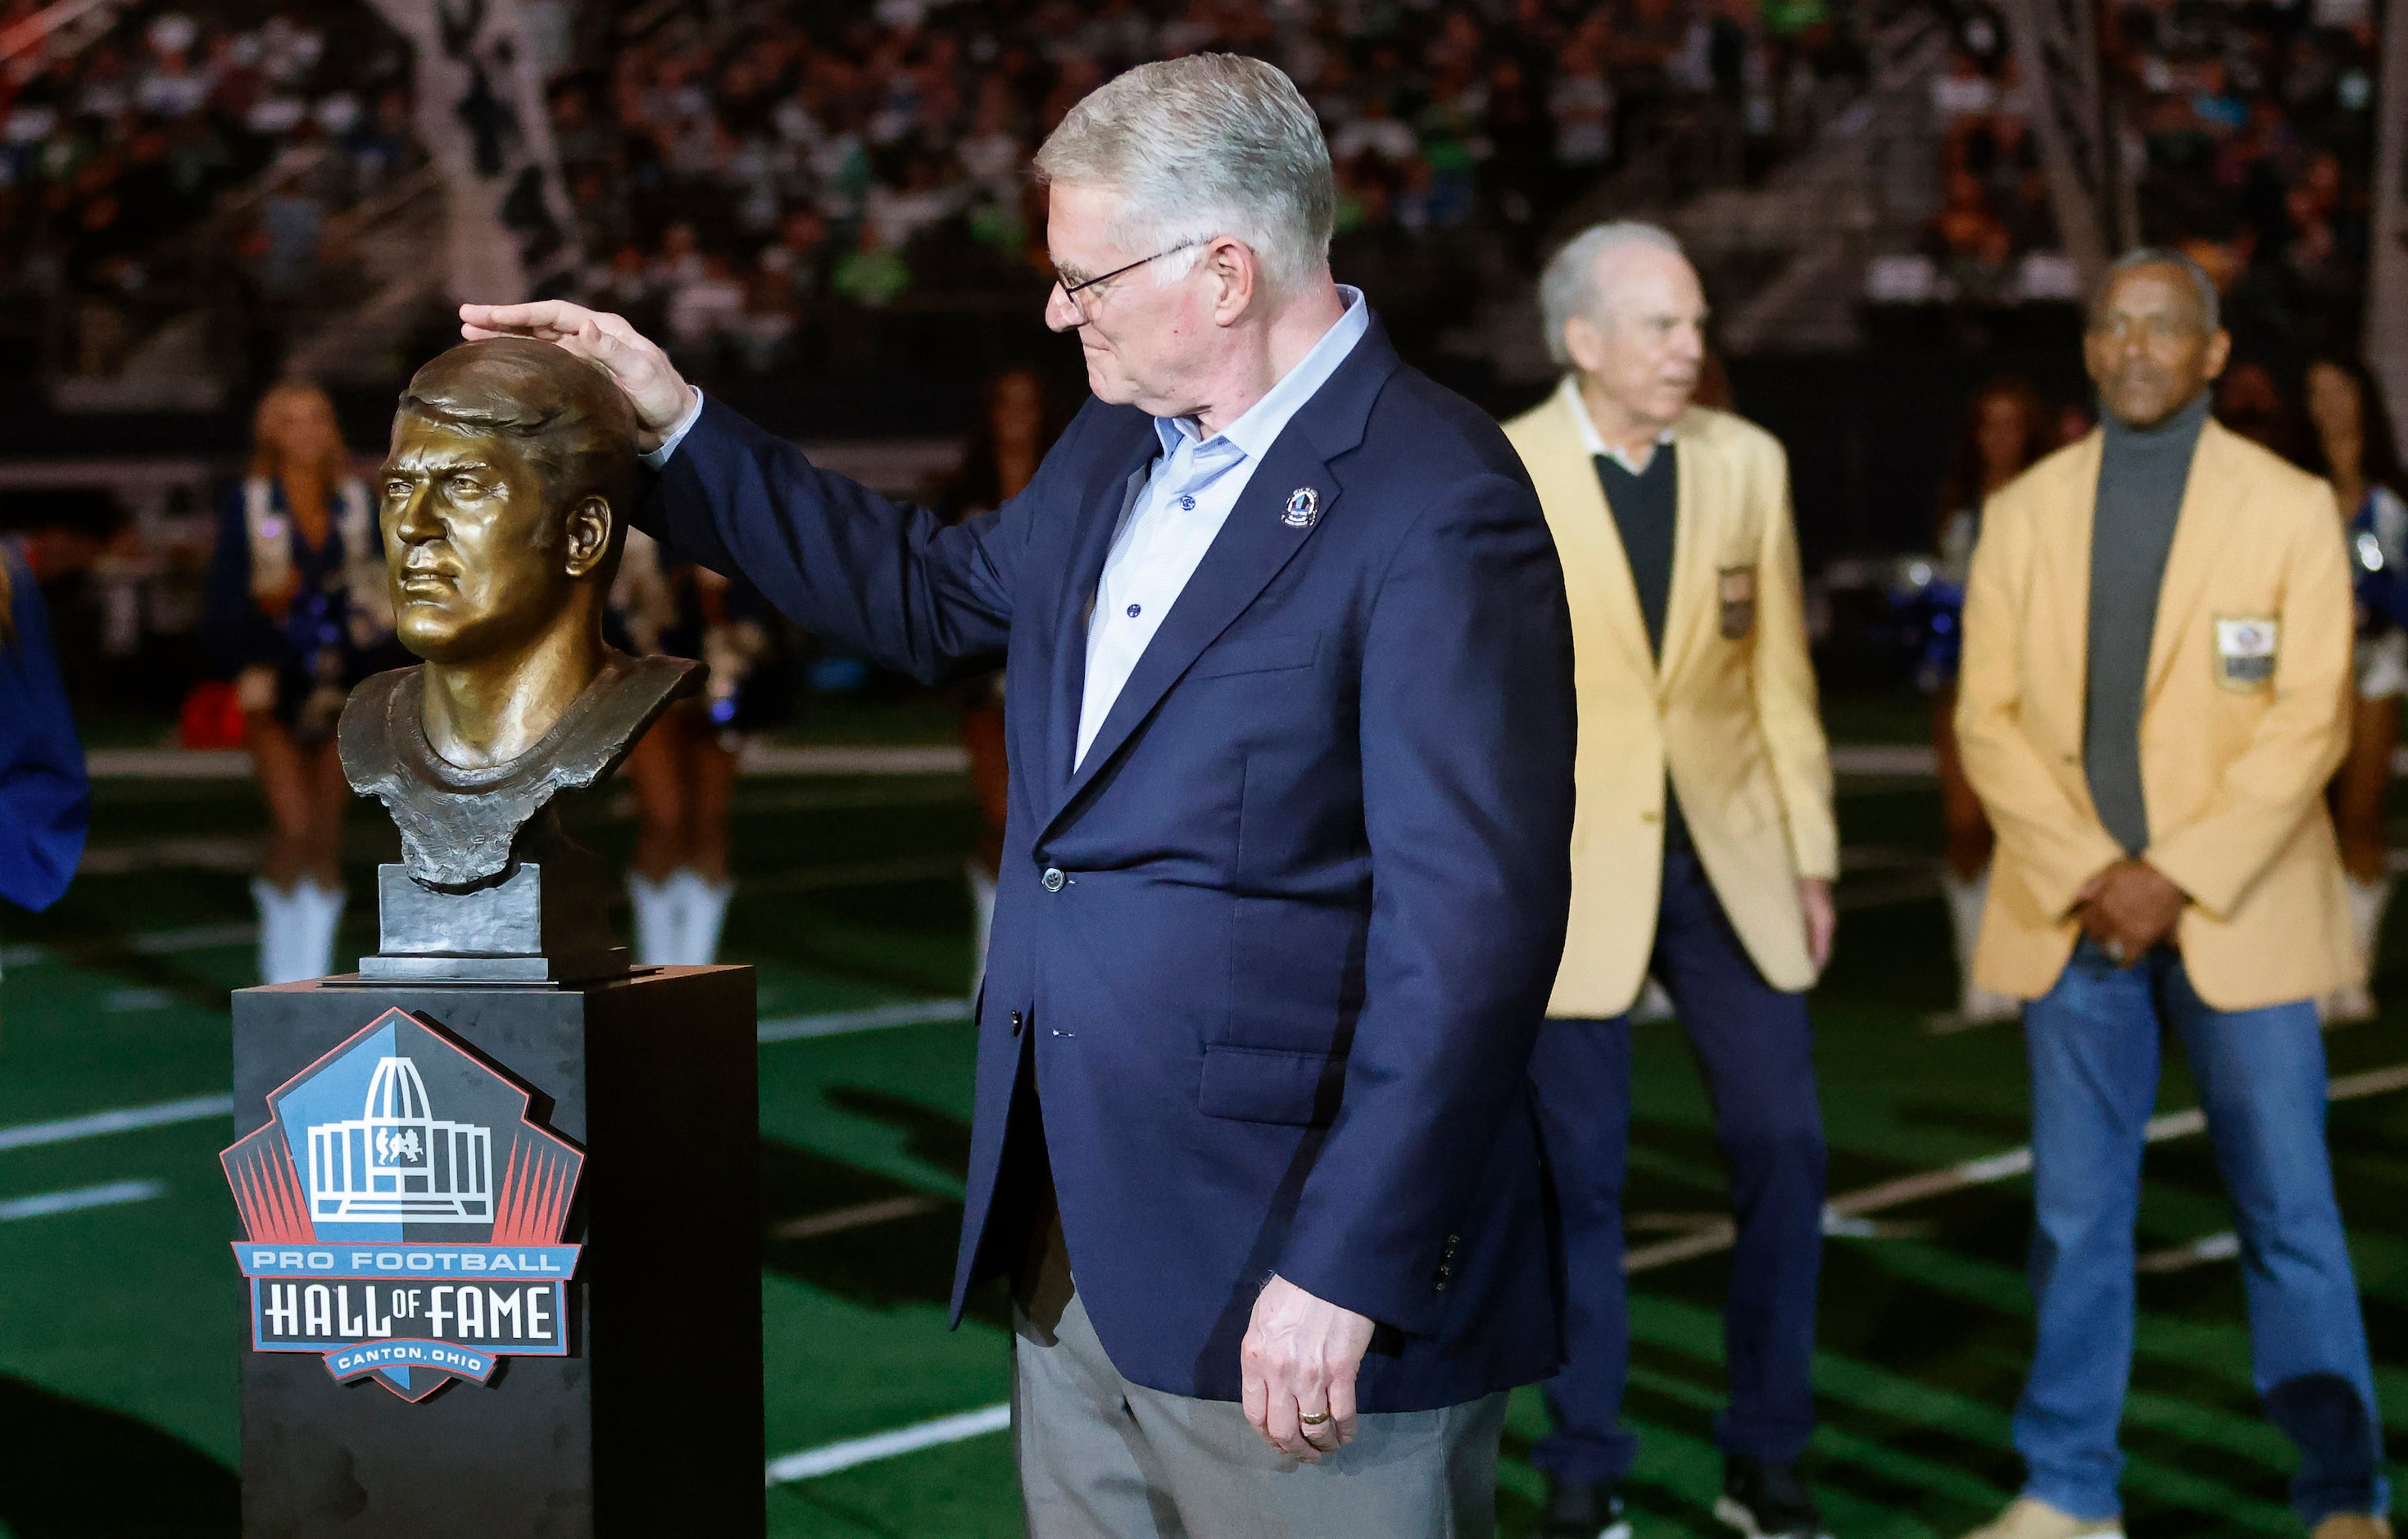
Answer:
[
  {"left": 1283, "top": 487, "right": 1321, "bottom": 529},
  {"left": 221, "top": 1008, "right": 583, "bottom": 1402}
]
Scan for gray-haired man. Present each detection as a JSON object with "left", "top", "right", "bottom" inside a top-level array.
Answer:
[{"left": 465, "top": 53, "right": 1578, "bottom": 1538}]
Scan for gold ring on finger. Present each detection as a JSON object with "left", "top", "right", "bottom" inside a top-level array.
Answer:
[{"left": 1299, "top": 1410, "right": 1331, "bottom": 1426}]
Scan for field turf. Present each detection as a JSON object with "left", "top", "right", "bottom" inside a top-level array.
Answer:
[{"left": 0, "top": 704, "right": 2400, "bottom": 1537}]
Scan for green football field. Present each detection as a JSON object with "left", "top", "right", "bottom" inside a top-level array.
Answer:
[{"left": 0, "top": 706, "right": 2401, "bottom": 1537}]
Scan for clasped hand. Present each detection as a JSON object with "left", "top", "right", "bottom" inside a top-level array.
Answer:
[
  {"left": 1240, "top": 1275, "right": 1376, "bottom": 1463},
  {"left": 2075, "top": 858, "right": 2185, "bottom": 965}
]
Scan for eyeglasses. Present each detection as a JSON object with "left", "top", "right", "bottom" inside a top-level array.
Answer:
[{"left": 1052, "top": 239, "right": 1204, "bottom": 320}]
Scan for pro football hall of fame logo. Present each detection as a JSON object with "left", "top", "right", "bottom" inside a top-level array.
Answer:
[{"left": 220, "top": 1008, "right": 584, "bottom": 1402}]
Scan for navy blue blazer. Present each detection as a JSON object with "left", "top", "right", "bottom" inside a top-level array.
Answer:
[{"left": 646, "top": 318, "right": 1576, "bottom": 1410}]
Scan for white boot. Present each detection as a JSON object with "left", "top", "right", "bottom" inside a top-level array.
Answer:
[
  {"left": 1941, "top": 866, "right": 2020, "bottom": 1024},
  {"left": 967, "top": 861, "right": 998, "bottom": 994},
  {"left": 678, "top": 869, "right": 733, "bottom": 966},
  {"left": 628, "top": 871, "right": 680, "bottom": 967},
  {"left": 251, "top": 878, "right": 308, "bottom": 985},
  {"left": 2324, "top": 874, "right": 2391, "bottom": 1024},
  {"left": 289, "top": 875, "right": 346, "bottom": 982}
]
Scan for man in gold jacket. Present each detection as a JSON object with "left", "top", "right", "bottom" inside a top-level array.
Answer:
[
  {"left": 1505, "top": 222, "right": 1838, "bottom": 1539},
  {"left": 1953, "top": 250, "right": 2388, "bottom": 1539}
]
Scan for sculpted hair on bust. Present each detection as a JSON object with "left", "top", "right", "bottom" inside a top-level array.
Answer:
[
  {"left": 1034, "top": 52, "right": 1334, "bottom": 296},
  {"left": 396, "top": 338, "right": 640, "bottom": 571}
]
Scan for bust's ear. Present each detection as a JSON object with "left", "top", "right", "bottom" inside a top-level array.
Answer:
[{"left": 563, "top": 495, "right": 613, "bottom": 579}]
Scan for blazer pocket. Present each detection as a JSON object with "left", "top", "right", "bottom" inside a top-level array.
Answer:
[
  {"left": 1190, "top": 633, "right": 1320, "bottom": 681},
  {"left": 1198, "top": 1044, "right": 1343, "bottom": 1125}
]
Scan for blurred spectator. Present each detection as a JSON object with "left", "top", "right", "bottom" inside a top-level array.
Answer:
[
  {"left": 1924, "top": 375, "right": 2052, "bottom": 1024},
  {"left": 0, "top": 535, "right": 90, "bottom": 924},
  {"left": 935, "top": 363, "right": 1066, "bottom": 991},
  {"left": 202, "top": 382, "right": 396, "bottom": 985},
  {"left": 2301, "top": 354, "right": 2408, "bottom": 1022}
]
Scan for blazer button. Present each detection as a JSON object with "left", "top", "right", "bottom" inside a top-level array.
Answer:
[
  {"left": 1041, "top": 867, "right": 1067, "bottom": 893},
  {"left": 1009, "top": 1010, "right": 1026, "bottom": 1036}
]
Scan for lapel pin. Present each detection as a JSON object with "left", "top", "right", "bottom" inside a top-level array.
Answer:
[{"left": 1283, "top": 487, "right": 1321, "bottom": 529}]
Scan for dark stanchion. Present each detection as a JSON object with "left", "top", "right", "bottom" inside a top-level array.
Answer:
[{"left": 229, "top": 966, "right": 762, "bottom": 1537}]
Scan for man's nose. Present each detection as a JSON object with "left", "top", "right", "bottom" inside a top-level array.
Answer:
[{"left": 1043, "top": 283, "right": 1082, "bottom": 334}]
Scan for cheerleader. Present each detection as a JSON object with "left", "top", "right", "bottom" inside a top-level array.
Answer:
[
  {"left": 2303, "top": 356, "right": 2408, "bottom": 1022},
  {"left": 1927, "top": 376, "right": 2052, "bottom": 1024},
  {"left": 614, "top": 531, "right": 790, "bottom": 966},
  {"left": 203, "top": 383, "right": 396, "bottom": 984},
  {"left": 938, "top": 365, "right": 1063, "bottom": 991}
]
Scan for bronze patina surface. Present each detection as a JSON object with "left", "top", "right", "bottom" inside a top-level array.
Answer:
[{"left": 337, "top": 337, "right": 698, "bottom": 976}]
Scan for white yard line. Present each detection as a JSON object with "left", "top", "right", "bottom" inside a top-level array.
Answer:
[
  {"left": 0, "top": 1095, "right": 233, "bottom": 1153},
  {"left": 757, "top": 998, "right": 973, "bottom": 1043},
  {"left": 0, "top": 1179, "right": 167, "bottom": 1220},
  {"left": 1623, "top": 1060, "right": 2408, "bottom": 1273},
  {"left": 766, "top": 1403, "right": 1013, "bottom": 1486}
]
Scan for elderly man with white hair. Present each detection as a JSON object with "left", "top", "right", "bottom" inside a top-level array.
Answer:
[
  {"left": 465, "top": 53, "right": 1577, "bottom": 1539},
  {"left": 1503, "top": 223, "right": 1837, "bottom": 1539}
]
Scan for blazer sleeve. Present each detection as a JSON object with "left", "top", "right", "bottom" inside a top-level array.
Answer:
[
  {"left": 642, "top": 394, "right": 1077, "bottom": 685},
  {"left": 1954, "top": 491, "right": 2127, "bottom": 918},
  {"left": 1748, "top": 442, "right": 1837, "bottom": 883},
  {"left": 1272, "top": 469, "right": 1577, "bottom": 1337},
  {"left": 2143, "top": 486, "right": 2354, "bottom": 916},
  {"left": 0, "top": 552, "right": 89, "bottom": 913}
]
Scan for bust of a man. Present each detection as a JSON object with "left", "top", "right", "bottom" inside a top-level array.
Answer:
[{"left": 340, "top": 338, "right": 698, "bottom": 892}]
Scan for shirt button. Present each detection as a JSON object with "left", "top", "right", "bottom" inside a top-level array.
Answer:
[
  {"left": 1127, "top": 604, "right": 1141, "bottom": 618},
  {"left": 1041, "top": 867, "right": 1067, "bottom": 893}
]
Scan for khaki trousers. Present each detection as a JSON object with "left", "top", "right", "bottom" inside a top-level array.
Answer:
[{"left": 1010, "top": 1219, "right": 1508, "bottom": 1539}]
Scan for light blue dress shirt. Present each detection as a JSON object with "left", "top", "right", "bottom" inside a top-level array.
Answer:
[
  {"left": 1076, "top": 287, "right": 1367, "bottom": 765},
  {"left": 642, "top": 286, "right": 1372, "bottom": 770}
]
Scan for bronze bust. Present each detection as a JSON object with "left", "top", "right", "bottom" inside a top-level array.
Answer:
[{"left": 338, "top": 338, "right": 699, "bottom": 980}]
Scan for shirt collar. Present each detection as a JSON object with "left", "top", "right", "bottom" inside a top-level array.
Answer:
[
  {"left": 1154, "top": 286, "right": 1371, "bottom": 461},
  {"left": 1559, "top": 374, "right": 1677, "bottom": 474}
]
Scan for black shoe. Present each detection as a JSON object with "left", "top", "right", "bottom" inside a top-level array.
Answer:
[
  {"left": 1714, "top": 1455, "right": 1829, "bottom": 1539},
  {"left": 1541, "top": 1476, "right": 1633, "bottom": 1539}
]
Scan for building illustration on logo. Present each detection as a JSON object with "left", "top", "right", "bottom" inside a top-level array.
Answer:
[
  {"left": 222, "top": 1008, "right": 583, "bottom": 1401},
  {"left": 309, "top": 1057, "right": 494, "bottom": 1223}
]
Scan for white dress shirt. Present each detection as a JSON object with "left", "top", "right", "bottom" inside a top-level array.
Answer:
[
  {"left": 642, "top": 288, "right": 1371, "bottom": 768},
  {"left": 1560, "top": 373, "right": 1676, "bottom": 474}
]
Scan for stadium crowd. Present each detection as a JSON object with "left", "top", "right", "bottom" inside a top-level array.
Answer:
[
  {"left": 551, "top": 0, "right": 1869, "bottom": 376},
  {"left": 1915, "top": 0, "right": 2382, "bottom": 356},
  {"left": 0, "top": 2, "right": 417, "bottom": 378}
]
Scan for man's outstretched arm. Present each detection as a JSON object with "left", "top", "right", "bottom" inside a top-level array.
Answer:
[{"left": 458, "top": 301, "right": 1036, "bottom": 684}]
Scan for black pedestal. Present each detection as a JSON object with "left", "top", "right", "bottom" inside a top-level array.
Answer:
[{"left": 230, "top": 967, "right": 763, "bottom": 1538}]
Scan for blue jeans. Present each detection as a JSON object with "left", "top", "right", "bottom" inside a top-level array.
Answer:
[
  {"left": 2017, "top": 939, "right": 2388, "bottom": 1526},
  {"left": 1529, "top": 848, "right": 1825, "bottom": 1483}
]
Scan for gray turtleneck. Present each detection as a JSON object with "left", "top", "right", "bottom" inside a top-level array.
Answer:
[{"left": 2085, "top": 388, "right": 2212, "bottom": 855}]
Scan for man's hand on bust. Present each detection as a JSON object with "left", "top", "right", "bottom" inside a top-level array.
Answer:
[
  {"left": 457, "top": 301, "right": 696, "bottom": 452},
  {"left": 1240, "top": 1275, "right": 1376, "bottom": 1462},
  {"left": 2075, "top": 859, "right": 2186, "bottom": 965}
]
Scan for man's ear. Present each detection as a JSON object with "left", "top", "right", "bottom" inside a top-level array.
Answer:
[
  {"left": 563, "top": 495, "right": 614, "bottom": 579},
  {"left": 1208, "top": 237, "right": 1258, "bottom": 329},
  {"left": 1562, "top": 314, "right": 1608, "bottom": 376}
]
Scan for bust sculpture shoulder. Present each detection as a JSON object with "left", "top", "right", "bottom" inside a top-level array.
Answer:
[{"left": 338, "top": 337, "right": 699, "bottom": 892}]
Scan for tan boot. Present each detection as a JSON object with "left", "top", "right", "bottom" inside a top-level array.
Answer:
[
  {"left": 2309, "top": 1515, "right": 2394, "bottom": 1539},
  {"left": 1960, "top": 1497, "right": 2125, "bottom": 1539}
]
